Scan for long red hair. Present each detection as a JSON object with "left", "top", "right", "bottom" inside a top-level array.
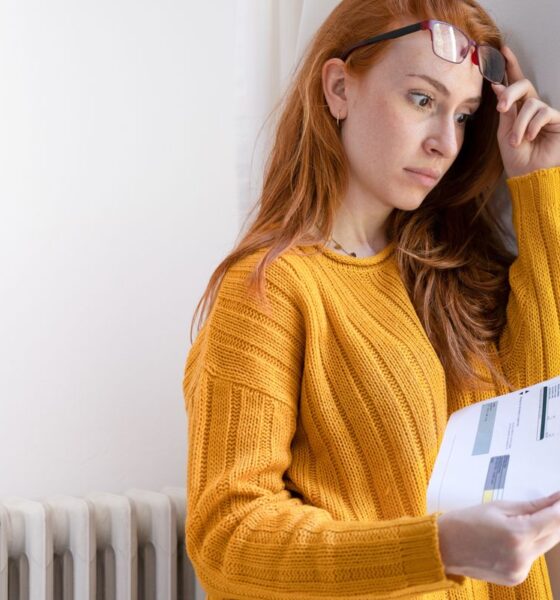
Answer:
[{"left": 190, "top": 0, "right": 515, "bottom": 394}]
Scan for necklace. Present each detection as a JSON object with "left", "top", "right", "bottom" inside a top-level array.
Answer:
[{"left": 329, "top": 237, "right": 357, "bottom": 257}]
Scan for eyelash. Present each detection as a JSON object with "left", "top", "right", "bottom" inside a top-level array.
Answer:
[{"left": 409, "top": 92, "right": 476, "bottom": 126}]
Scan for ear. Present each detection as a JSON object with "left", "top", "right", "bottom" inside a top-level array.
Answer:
[{"left": 322, "top": 58, "right": 349, "bottom": 121}]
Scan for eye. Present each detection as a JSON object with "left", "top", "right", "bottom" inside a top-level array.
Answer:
[
  {"left": 410, "top": 91, "right": 436, "bottom": 110},
  {"left": 409, "top": 92, "right": 476, "bottom": 127}
]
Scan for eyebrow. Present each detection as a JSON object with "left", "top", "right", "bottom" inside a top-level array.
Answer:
[{"left": 406, "top": 73, "right": 482, "bottom": 105}]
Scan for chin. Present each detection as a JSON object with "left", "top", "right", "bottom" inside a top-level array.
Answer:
[{"left": 392, "top": 194, "right": 427, "bottom": 212}]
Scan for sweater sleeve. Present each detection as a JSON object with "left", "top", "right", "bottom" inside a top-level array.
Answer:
[
  {"left": 183, "top": 253, "right": 465, "bottom": 599},
  {"left": 498, "top": 166, "right": 560, "bottom": 388}
]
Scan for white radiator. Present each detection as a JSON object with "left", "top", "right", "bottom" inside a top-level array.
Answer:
[{"left": 0, "top": 487, "right": 203, "bottom": 600}]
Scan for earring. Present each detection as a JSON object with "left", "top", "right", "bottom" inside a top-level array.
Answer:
[{"left": 337, "top": 111, "right": 341, "bottom": 128}]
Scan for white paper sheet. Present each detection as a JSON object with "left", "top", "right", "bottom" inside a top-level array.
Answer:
[{"left": 427, "top": 374, "right": 560, "bottom": 514}]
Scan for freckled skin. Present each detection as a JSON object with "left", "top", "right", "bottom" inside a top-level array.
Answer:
[{"left": 323, "top": 18, "right": 483, "bottom": 251}]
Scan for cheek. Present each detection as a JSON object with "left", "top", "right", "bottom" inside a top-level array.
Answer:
[
  {"left": 356, "top": 98, "right": 404, "bottom": 149},
  {"left": 345, "top": 96, "right": 420, "bottom": 172},
  {"left": 374, "top": 97, "right": 414, "bottom": 140}
]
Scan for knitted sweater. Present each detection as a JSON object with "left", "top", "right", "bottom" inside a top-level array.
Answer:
[{"left": 183, "top": 166, "right": 560, "bottom": 599}]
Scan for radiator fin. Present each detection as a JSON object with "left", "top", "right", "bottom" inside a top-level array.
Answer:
[{"left": 0, "top": 487, "right": 195, "bottom": 600}]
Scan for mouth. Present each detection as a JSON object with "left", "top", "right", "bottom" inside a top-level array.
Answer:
[{"left": 404, "top": 168, "right": 439, "bottom": 187}]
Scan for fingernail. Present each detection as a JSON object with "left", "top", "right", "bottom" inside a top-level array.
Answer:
[
  {"left": 498, "top": 101, "right": 506, "bottom": 110},
  {"left": 510, "top": 134, "right": 517, "bottom": 145}
]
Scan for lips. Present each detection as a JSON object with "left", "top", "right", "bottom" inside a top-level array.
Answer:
[{"left": 405, "top": 167, "right": 441, "bottom": 181}]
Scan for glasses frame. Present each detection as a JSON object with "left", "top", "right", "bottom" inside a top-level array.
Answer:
[{"left": 339, "top": 19, "right": 508, "bottom": 86}]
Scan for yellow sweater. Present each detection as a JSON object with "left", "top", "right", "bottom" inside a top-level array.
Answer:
[{"left": 183, "top": 166, "right": 560, "bottom": 599}]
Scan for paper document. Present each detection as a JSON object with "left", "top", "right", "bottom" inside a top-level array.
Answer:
[{"left": 427, "top": 374, "right": 560, "bottom": 513}]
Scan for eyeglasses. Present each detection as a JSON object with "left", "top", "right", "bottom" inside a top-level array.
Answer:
[{"left": 340, "top": 19, "right": 508, "bottom": 86}]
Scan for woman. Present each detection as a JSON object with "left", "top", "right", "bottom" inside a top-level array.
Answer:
[{"left": 183, "top": 0, "right": 560, "bottom": 598}]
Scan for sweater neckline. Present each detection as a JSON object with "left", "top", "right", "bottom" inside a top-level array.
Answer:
[{"left": 312, "top": 240, "right": 396, "bottom": 267}]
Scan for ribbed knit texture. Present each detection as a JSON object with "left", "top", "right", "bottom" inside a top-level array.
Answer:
[{"left": 183, "top": 166, "right": 560, "bottom": 599}]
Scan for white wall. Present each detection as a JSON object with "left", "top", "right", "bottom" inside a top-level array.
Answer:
[
  {"left": 0, "top": 0, "right": 238, "bottom": 499},
  {"left": 481, "top": 0, "right": 560, "bottom": 102}
]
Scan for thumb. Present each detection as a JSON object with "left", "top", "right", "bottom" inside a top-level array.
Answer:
[
  {"left": 491, "top": 83, "right": 517, "bottom": 135},
  {"left": 500, "top": 491, "right": 560, "bottom": 517}
]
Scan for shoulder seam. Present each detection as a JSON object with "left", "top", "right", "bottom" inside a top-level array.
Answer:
[{"left": 202, "top": 364, "right": 298, "bottom": 416}]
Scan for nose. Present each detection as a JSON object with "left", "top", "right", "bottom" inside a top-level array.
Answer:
[{"left": 423, "top": 116, "right": 461, "bottom": 159}]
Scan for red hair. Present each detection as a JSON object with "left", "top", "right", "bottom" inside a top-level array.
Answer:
[{"left": 190, "top": 0, "right": 515, "bottom": 394}]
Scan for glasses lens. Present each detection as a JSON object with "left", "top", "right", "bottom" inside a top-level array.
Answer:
[
  {"left": 431, "top": 21, "right": 469, "bottom": 64},
  {"left": 477, "top": 45, "right": 506, "bottom": 84},
  {"left": 431, "top": 21, "right": 506, "bottom": 84}
]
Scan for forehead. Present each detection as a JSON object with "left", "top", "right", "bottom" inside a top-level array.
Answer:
[{"left": 369, "top": 29, "right": 484, "bottom": 101}]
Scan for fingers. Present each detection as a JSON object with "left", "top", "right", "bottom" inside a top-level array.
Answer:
[
  {"left": 528, "top": 499, "right": 560, "bottom": 540},
  {"left": 523, "top": 104, "right": 560, "bottom": 143},
  {"left": 509, "top": 98, "right": 556, "bottom": 146},
  {"left": 437, "top": 495, "right": 560, "bottom": 587},
  {"left": 498, "top": 491, "right": 560, "bottom": 516},
  {"left": 491, "top": 46, "right": 538, "bottom": 131},
  {"left": 490, "top": 74, "right": 560, "bottom": 147},
  {"left": 493, "top": 78, "right": 539, "bottom": 112}
]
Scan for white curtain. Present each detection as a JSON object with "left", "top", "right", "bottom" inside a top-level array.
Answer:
[{"left": 233, "top": 0, "right": 340, "bottom": 226}]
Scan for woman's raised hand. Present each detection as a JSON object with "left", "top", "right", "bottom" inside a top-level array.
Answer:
[
  {"left": 491, "top": 45, "right": 560, "bottom": 179},
  {"left": 437, "top": 491, "right": 560, "bottom": 586}
]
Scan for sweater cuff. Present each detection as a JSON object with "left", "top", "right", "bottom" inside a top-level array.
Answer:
[
  {"left": 412, "top": 512, "right": 466, "bottom": 589},
  {"left": 374, "top": 512, "right": 466, "bottom": 591},
  {"left": 505, "top": 166, "right": 560, "bottom": 250},
  {"left": 506, "top": 166, "right": 560, "bottom": 204}
]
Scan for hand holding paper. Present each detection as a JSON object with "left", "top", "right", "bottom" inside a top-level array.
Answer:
[
  {"left": 429, "top": 374, "right": 560, "bottom": 588},
  {"left": 428, "top": 374, "right": 560, "bottom": 513},
  {"left": 437, "top": 492, "right": 560, "bottom": 586}
]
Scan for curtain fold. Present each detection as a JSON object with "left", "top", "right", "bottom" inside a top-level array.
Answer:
[{"left": 233, "top": 0, "right": 339, "bottom": 225}]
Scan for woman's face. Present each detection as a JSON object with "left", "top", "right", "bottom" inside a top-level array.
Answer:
[{"left": 332, "top": 23, "right": 484, "bottom": 212}]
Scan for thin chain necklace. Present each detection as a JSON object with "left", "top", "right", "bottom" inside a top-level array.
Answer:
[{"left": 329, "top": 237, "right": 357, "bottom": 257}]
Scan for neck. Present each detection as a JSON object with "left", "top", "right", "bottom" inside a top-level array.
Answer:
[{"left": 329, "top": 209, "right": 391, "bottom": 258}]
